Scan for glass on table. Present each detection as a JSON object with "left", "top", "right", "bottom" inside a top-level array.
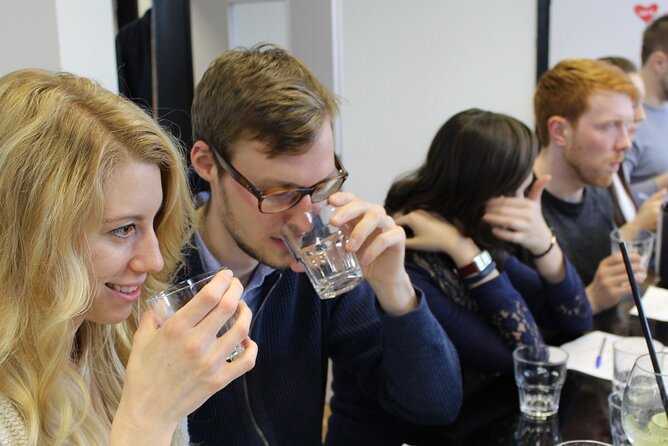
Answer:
[
  {"left": 609, "top": 391, "right": 631, "bottom": 446},
  {"left": 146, "top": 269, "right": 244, "bottom": 362},
  {"left": 513, "top": 345, "right": 569, "bottom": 420},
  {"left": 621, "top": 352, "right": 668, "bottom": 445},
  {"left": 613, "top": 337, "right": 665, "bottom": 394},
  {"left": 556, "top": 441, "right": 613, "bottom": 445}
]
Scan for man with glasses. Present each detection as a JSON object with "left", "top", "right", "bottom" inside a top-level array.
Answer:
[{"left": 184, "top": 44, "right": 462, "bottom": 445}]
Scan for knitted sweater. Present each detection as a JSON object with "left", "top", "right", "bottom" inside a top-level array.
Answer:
[
  {"left": 0, "top": 396, "right": 189, "bottom": 445},
  {"left": 182, "top": 245, "right": 463, "bottom": 445},
  {"left": 0, "top": 397, "right": 27, "bottom": 446}
]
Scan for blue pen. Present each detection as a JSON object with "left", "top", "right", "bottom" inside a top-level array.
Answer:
[{"left": 595, "top": 337, "right": 607, "bottom": 369}]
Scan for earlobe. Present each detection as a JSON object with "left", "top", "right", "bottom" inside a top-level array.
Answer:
[
  {"left": 191, "top": 141, "right": 216, "bottom": 182},
  {"left": 547, "top": 116, "right": 570, "bottom": 147}
]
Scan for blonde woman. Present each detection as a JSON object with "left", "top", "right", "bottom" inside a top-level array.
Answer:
[{"left": 0, "top": 69, "right": 257, "bottom": 445}]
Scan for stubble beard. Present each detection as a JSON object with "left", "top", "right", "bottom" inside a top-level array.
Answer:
[
  {"left": 566, "top": 142, "right": 614, "bottom": 188},
  {"left": 218, "top": 185, "right": 291, "bottom": 270}
]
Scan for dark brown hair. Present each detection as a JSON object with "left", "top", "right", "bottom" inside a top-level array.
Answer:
[{"left": 385, "top": 108, "right": 536, "bottom": 250}]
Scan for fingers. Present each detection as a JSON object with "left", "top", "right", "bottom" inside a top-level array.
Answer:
[
  {"left": 599, "top": 252, "right": 643, "bottom": 290},
  {"left": 214, "top": 300, "right": 252, "bottom": 362},
  {"left": 167, "top": 269, "right": 238, "bottom": 334},
  {"left": 527, "top": 174, "right": 551, "bottom": 202},
  {"left": 328, "top": 192, "right": 406, "bottom": 265},
  {"left": 356, "top": 225, "right": 405, "bottom": 265},
  {"left": 195, "top": 278, "right": 244, "bottom": 338},
  {"left": 490, "top": 226, "right": 523, "bottom": 245},
  {"left": 329, "top": 198, "right": 395, "bottom": 252}
]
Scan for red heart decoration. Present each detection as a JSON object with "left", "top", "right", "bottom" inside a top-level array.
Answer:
[{"left": 635, "top": 3, "right": 659, "bottom": 23}]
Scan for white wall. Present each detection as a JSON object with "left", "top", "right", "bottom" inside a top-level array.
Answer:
[
  {"left": 550, "top": 0, "right": 668, "bottom": 68},
  {"left": 1, "top": 0, "right": 62, "bottom": 74},
  {"left": 339, "top": 0, "right": 537, "bottom": 204},
  {"left": 0, "top": 0, "right": 117, "bottom": 92},
  {"left": 55, "top": 0, "right": 117, "bottom": 91}
]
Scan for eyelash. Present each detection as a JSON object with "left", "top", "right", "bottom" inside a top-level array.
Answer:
[{"left": 112, "top": 224, "right": 136, "bottom": 239}]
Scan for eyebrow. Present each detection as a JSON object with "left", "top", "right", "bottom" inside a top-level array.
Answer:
[
  {"left": 252, "top": 166, "right": 341, "bottom": 190},
  {"left": 102, "top": 214, "right": 152, "bottom": 225}
]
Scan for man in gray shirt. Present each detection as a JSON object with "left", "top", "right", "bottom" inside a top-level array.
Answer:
[
  {"left": 534, "top": 59, "right": 644, "bottom": 316},
  {"left": 624, "top": 13, "right": 668, "bottom": 199}
]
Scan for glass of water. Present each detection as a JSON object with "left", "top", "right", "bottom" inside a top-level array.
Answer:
[
  {"left": 281, "top": 204, "right": 363, "bottom": 299},
  {"left": 146, "top": 269, "right": 244, "bottom": 362},
  {"left": 513, "top": 345, "right": 569, "bottom": 420}
]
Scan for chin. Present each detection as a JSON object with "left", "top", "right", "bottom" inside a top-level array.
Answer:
[{"left": 585, "top": 173, "right": 614, "bottom": 188}]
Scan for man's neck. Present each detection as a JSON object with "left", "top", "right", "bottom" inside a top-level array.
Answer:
[
  {"left": 197, "top": 205, "right": 259, "bottom": 286},
  {"left": 535, "top": 146, "right": 585, "bottom": 203},
  {"left": 641, "top": 66, "right": 666, "bottom": 108}
]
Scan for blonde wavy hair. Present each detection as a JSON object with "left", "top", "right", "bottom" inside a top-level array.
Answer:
[{"left": 0, "top": 69, "right": 194, "bottom": 445}]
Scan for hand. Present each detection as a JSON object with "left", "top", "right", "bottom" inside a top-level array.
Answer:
[
  {"left": 311, "top": 192, "right": 417, "bottom": 315},
  {"left": 483, "top": 175, "right": 553, "bottom": 255},
  {"left": 111, "top": 269, "right": 257, "bottom": 444},
  {"left": 393, "top": 210, "right": 481, "bottom": 266},
  {"left": 586, "top": 252, "right": 643, "bottom": 314},
  {"left": 627, "top": 188, "right": 667, "bottom": 232}
]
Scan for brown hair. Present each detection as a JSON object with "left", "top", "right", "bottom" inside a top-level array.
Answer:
[
  {"left": 534, "top": 59, "right": 639, "bottom": 147},
  {"left": 191, "top": 43, "right": 338, "bottom": 160},
  {"left": 385, "top": 108, "right": 537, "bottom": 250},
  {"left": 642, "top": 14, "right": 668, "bottom": 65}
]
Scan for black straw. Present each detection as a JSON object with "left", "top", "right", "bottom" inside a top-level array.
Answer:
[{"left": 619, "top": 241, "right": 668, "bottom": 417}]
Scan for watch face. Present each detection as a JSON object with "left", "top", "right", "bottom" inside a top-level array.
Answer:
[{"left": 458, "top": 250, "right": 492, "bottom": 277}]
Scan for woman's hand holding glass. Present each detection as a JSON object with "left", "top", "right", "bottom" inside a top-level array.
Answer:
[{"left": 111, "top": 269, "right": 257, "bottom": 444}]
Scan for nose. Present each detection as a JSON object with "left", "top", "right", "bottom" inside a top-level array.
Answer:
[
  {"left": 281, "top": 194, "right": 316, "bottom": 231},
  {"left": 130, "top": 229, "right": 164, "bottom": 274},
  {"left": 617, "top": 126, "right": 632, "bottom": 152},
  {"left": 635, "top": 104, "right": 647, "bottom": 123},
  {"left": 293, "top": 193, "right": 315, "bottom": 214}
]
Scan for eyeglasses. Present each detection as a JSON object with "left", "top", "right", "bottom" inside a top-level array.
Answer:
[{"left": 211, "top": 146, "right": 348, "bottom": 214}]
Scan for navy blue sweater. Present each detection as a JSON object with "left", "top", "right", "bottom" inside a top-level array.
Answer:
[{"left": 183, "top": 247, "right": 463, "bottom": 445}]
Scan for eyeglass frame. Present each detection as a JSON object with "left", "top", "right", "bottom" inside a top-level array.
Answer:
[{"left": 209, "top": 145, "right": 349, "bottom": 214}]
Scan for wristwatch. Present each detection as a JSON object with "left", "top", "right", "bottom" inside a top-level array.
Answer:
[{"left": 457, "top": 250, "right": 493, "bottom": 279}]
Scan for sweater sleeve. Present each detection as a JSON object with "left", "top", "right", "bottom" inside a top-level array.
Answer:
[
  {"left": 327, "top": 281, "right": 463, "bottom": 426},
  {"left": 0, "top": 397, "right": 28, "bottom": 446},
  {"left": 408, "top": 261, "right": 543, "bottom": 374},
  {"left": 504, "top": 255, "right": 592, "bottom": 335}
]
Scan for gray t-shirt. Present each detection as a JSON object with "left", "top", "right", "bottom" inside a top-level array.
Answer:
[
  {"left": 624, "top": 102, "right": 668, "bottom": 200},
  {"left": 541, "top": 186, "right": 615, "bottom": 285}
]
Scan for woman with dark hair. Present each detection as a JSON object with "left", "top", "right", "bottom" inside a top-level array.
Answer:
[{"left": 386, "top": 108, "right": 592, "bottom": 395}]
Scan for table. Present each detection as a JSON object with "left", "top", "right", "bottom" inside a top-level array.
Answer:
[{"left": 407, "top": 291, "right": 668, "bottom": 446}]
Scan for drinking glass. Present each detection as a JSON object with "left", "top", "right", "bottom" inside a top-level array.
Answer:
[
  {"left": 146, "top": 269, "right": 244, "bottom": 362},
  {"left": 621, "top": 352, "right": 668, "bottom": 445},
  {"left": 281, "top": 204, "right": 363, "bottom": 299},
  {"left": 609, "top": 391, "right": 631, "bottom": 446},
  {"left": 513, "top": 345, "right": 569, "bottom": 419},
  {"left": 614, "top": 338, "right": 665, "bottom": 394},
  {"left": 610, "top": 228, "right": 655, "bottom": 282},
  {"left": 556, "top": 442, "right": 612, "bottom": 445}
]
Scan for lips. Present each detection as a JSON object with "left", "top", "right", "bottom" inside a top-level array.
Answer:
[
  {"left": 105, "top": 282, "right": 143, "bottom": 302},
  {"left": 107, "top": 283, "right": 139, "bottom": 294}
]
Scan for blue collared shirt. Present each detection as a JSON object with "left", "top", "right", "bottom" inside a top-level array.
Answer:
[{"left": 193, "top": 229, "right": 275, "bottom": 315}]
